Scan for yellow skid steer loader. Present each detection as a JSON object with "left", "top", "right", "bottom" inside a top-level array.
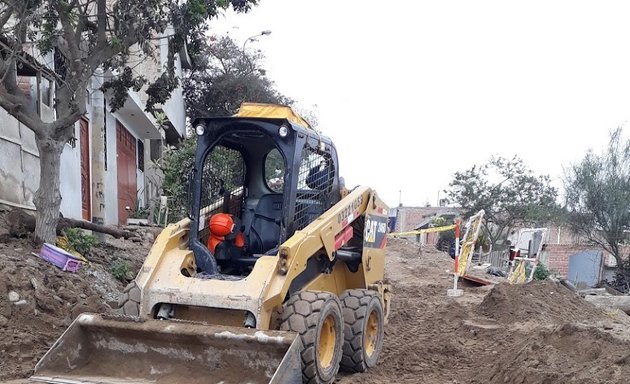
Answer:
[{"left": 32, "top": 103, "right": 391, "bottom": 384}]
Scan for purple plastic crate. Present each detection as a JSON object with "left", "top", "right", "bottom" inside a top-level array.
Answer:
[{"left": 40, "top": 243, "right": 82, "bottom": 272}]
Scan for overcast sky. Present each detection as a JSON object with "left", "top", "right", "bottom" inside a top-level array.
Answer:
[{"left": 209, "top": 0, "right": 628, "bottom": 208}]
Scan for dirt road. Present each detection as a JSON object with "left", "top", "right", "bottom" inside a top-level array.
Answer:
[
  {"left": 3, "top": 230, "right": 630, "bottom": 383},
  {"left": 338, "top": 238, "right": 630, "bottom": 384}
]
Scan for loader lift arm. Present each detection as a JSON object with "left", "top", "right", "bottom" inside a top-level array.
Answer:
[{"left": 261, "top": 186, "right": 390, "bottom": 315}]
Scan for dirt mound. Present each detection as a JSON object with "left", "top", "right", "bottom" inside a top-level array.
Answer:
[
  {"left": 474, "top": 323, "right": 630, "bottom": 384},
  {"left": 340, "top": 238, "right": 630, "bottom": 384},
  {"left": 0, "top": 222, "right": 151, "bottom": 380},
  {"left": 3, "top": 218, "right": 630, "bottom": 384},
  {"left": 477, "top": 279, "right": 603, "bottom": 324},
  {"left": 338, "top": 239, "right": 489, "bottom": 384}
]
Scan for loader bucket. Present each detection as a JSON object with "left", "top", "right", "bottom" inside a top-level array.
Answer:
[{"left": 31, "top": 313, "right": 302, "bottom": 384}]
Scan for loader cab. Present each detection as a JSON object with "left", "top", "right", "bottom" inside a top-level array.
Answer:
[{"left": 189, "top": 116, "right": 341, "bottom": 277}]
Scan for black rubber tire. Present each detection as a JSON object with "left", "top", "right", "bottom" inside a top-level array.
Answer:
[
  {"left": 117, "top": 280, "right": 141, "bottom": 317},
  {"left": 280, "top": 291, "right": 344, "bottom": 384},
  {"left": 339, "top": 289, "right": 385, "bottom": 373}
]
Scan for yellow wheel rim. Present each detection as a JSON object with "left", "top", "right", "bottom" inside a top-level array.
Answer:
[
  {"left": 318, "top": 314, "right": 336, "bottom": 369},
  {"left": 365, "top": 310, "right": 379, "bottom": 357}
]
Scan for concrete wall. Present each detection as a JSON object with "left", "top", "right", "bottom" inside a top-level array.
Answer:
[
  {"left": 0, "top": 113, "right": 85, "bottom": 218},
  {"left": 59, "top": 137, "right": 82, "bottom": 219},
  {"left": 0, "top": 70, "right": 85, "bottom": 219},
  {"left": 130, "top": 29, "right": 187, "bottom": 138},
  {"left": 103, "top": 110, "right": 119, "bottom": 225},
  {"left": 159, "top": 27, "right": 187, "bottom": 137},
  {"left": 0, "top": 109, "right": 36, "bottom": 207},
  {"left": 0, "top": 113, "right": 83, "bottom": 219}
]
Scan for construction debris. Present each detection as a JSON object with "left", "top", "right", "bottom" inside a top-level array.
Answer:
[{"left": 583, "top": 295, "right": 630, "bottom": 315}]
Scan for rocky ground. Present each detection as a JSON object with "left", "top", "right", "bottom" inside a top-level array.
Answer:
[
  {"left": 0, "top": 209, "right": 152, "bottom": 381},
  {"left": 2, "top": 208, "right": 630, "bottom": 383}
]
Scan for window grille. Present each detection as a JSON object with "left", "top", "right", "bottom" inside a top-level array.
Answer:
[
  {"left": 294, "top": 144, "right": 334, "bottom": 230},
  {"left": 137, "top": 140, "right": 145, "bottom": 171}
]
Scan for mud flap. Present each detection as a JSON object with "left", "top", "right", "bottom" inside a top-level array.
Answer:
[{"left": 31, "top": 313, "right": 302, "bottom": 384}]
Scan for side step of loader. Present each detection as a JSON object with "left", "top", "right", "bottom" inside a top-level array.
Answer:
[{"left": 31, "top": 313, "right": 301, "bottom": 384}]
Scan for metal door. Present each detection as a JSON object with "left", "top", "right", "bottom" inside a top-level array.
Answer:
[{"left": 567, "top": 250, "right": 602, "bottom": 288}]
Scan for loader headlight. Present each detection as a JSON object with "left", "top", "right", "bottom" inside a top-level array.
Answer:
[
  {"left": 195, "top": 124, "right": 205, "bottom": 136},
  {"left": 278, "top": 125, "right": 289, "bottom": 138}
]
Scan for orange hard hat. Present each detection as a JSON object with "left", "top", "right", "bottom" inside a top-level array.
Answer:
[{"left": 209, "top": 213, "right": 234, "bottom": 237}]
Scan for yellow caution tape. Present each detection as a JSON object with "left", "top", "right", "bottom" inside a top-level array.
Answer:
[{"left": 388, "top": 224, "right": 456, "bottom": 237}]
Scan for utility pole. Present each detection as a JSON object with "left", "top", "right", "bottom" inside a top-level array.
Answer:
[
  {"left": 90, "top": 74, "right": 106, "bottom": 234},
  {"left": 398, "top": 190, "right": 402, "bottom": 207}
]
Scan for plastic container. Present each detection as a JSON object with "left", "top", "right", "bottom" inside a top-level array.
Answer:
[{"left": 39, "top": 243, "right": 82, "bottom": 273}]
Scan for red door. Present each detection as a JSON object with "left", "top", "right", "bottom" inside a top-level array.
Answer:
[
  {"left": 80, "top": 118, "right": 91, "bottom": 221},
  {"left": 116, "top": 121, "right": 137, "bottom": 225}
]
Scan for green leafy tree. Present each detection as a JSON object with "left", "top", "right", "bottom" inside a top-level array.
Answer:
[
  {"left": 184, "top": 34, "right": 292, "bottom": 117},
  {"left": 0, "top": 0, "right": 256, "bottom": 242},
  {"left": 564, "top": 128, "right": 630, "bottom": 289},
  {"left": 156, "top": 136, "right": 197, "bottom": 221},
  {"left": 445, "top": 156, "right": 559, "bottom": 248},
  {"left": 155, "top": 34, "right": 291, "bottom": 222}
]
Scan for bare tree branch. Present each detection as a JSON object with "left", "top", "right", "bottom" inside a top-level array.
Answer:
[
  {"left": 0, "top": 6, "right": 12, "bottom": 31},
  {"left": 0, "top": 88, "right": 46, "bottom": 133}
]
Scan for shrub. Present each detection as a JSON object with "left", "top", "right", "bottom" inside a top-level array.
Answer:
[
  {"left": 153, "top": 137, "right": 197, "bottom": 222},
  {"left": 58, "top": 228, "right": 98, "bottom": 256},
  {"left": 533, "top": 262, "right": 551, "bottom": 280},
  {"left": 111, "top": 259, "right": 133, "bottom": 282}
]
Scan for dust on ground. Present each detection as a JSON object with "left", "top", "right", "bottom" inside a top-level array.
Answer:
[{"left": 3, "top": 207, "right": 630, "bottom": 383}]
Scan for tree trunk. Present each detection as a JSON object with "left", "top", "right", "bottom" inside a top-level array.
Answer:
[
  {"left": 6, "top": 209, "right": 133, "bottom": 239},
  {"left": 33, "top": 134, "right": 66, "bottom": 243}
]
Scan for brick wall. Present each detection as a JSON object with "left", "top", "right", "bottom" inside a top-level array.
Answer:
[
  {"left": 544, "top": 244, "right": 630, "bottom": 278},
  {"left": 542, "top": 244, "right": 598, "bottom": 277}
]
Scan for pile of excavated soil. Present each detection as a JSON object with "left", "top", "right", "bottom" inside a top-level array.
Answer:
[
  {"left": 0, "top": 209, "right": 151, "bottom": 381},
  {"left": 339, "top": 238, "right": 630, "bottom": 384},
  {"left": 473, "top": 323, "right": 630, "bottom": 384},
  {"left": 477, "top": 279, "right": 604, "bottom": 324},
  {"left": 470, "top": 281, "right": 630, "bottom": 384}
]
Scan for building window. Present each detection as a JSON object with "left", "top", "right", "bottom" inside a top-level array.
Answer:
[
  {"left": 66, "top": 126, "right": 77, "bottom": 148},
  {"left": 137, "top": 139, "right": 145, "bottom": 172},
  {"left": 150, "top": 139, "right": 163, "bottom": 162},
  {"left": 41, "top": 77, "right": 52, "bottom": 107}
]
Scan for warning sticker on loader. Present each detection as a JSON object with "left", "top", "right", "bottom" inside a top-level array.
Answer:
[{"left": 364, "top": 214, "right": 388, "bottom": 249}]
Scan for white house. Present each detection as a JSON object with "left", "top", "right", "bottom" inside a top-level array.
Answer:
[{"left": 0, "top": 32, "right": 189, "bottom": 226}]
